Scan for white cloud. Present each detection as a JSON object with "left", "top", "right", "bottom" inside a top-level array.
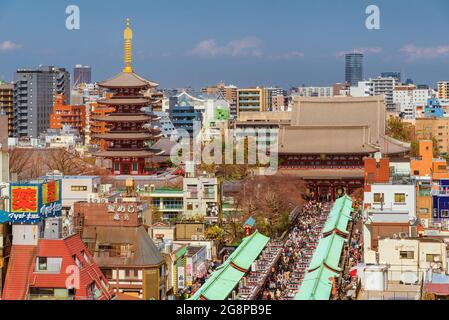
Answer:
[
  {"left": 270, "top": 51, "right": 305, "bottom": 60},
  {"left": 0, "top": 40, "right": 22, "bottom": 51},
  {"left": 336, "top": 47, "right": 382, "bottom": 57},
  {"left": 188, "top": 37, "right": 263, "bottom": 57},
  {"left": 400, "top": 44, "right": 449, "bottom": 62}
]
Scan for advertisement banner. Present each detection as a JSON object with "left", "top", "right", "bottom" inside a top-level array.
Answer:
[{"left": 9, "top": 180, "right": 62, "bottom": 224}]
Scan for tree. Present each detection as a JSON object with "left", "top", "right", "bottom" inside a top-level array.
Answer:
[
  {"left": 44, "top": 149, "right": 88, "bottom": 175},
  {"left": 205, "top": 225, "right": 224, "bottom": 242},
  {"left": 386, "top": 117, "right": 413, "bottom": 142},
  {"left": 233, "top": 175, "right": 306, "bottom": 237},
  {"left": 9, "top": 148, "right": 32, "bottom": 180}
]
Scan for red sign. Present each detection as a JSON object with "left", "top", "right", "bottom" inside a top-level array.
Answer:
[{"left": 11, "top": 187, "right": 38, "bottom": 213}]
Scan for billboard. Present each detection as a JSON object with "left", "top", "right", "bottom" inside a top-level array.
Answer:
[{"left": 8, "top": 180, "right": 62, "bottom": 224}]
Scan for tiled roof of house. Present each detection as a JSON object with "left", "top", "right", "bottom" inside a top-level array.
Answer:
[
  {"left": 2, "top": 235, "right": 114, "bottom": 300},
  {"left": 1, "top": 245, "right": 36, "bottom": 300}
]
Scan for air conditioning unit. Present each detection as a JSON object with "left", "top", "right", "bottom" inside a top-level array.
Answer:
[
  {"left": 191, "top": 235, "right": 198, "bottom": 240},
  {"left": 199, "top": 235, "right": 206, "bottom": 241}
]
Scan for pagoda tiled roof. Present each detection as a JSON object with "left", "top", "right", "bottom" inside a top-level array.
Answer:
[
  {"left": 98, "top": 71, "right": 158, "bottom": 89},
  {"left": 91, "top": 132, "right": 153, "bottom": 140},
  {"left": 97, "top": 97, "right": 149, "bottom": 105},
  {"left": 93, "top": 115, "right": 153, "bottom": 122}
]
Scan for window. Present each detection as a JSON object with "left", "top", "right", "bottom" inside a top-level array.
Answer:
[
  {"left": 38, "top": 257, "right": 47, "bottom": 271},
  {"left": 426, "top": 254, "right": 441, "bottom": 263},
  {"left": 414, "top": 170, "right": 420, "bottom": 175},
  {"left": 114, "top": 162, "right": 120, "bottom": 171},
  {"left": 82, "top": 250, "right": 91, "bottom": 264},
  {"left": 400, "top": 251, "right": 414, "bottom": 259},
  {"left": 373, "top": 193, "right": 384, "bottom": 203},
  {"left": 71, "top": 186, "right": 88, "bottom": 191},
  {"left": 187, "top": 203, "right": 193, "bottom": 210},
  {"left": 132, "top": 162, "right": 138, "bottom": 171},
  {"left": 441, "top": 210, "right": 449, "bottom": 218},
  {"left": 394, "top": 193, "right": 406, "bottom": 203}
]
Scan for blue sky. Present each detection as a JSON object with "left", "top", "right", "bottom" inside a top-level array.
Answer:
[{"left": 0, "top": 0, "right": 449, "bottom": 89}]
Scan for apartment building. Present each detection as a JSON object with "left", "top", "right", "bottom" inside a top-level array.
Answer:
[
  {"left": 393, "top": 85, "right": 430, "bottom": 119},
  {"left": 13, "top": 66, "right": 70, "bottom": 138},
  {"left": 438, "top": 81, "right": 449, "bottom": 99},
  {"left": 237, "top": 87, "right": 269, "bottom": 114},
  {"left": 0, "top": 83, "right": 14, "bottom": 137}
]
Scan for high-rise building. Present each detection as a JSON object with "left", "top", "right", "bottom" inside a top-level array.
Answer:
[
  {"left": 345, "top": 53, "right": 364, "bottom": 86},
  {"left": 0, "top": 83, "right": 14, "bottom": 137},
  {"left": 237, "top": 87, "right": 269, "bottom": 114},
  {"left": 13, "top": 66, "right": 70, "bottom": 138},
  {"left": 438, "top": 81, "right": 449, "bottom": 99},
  {"left": 73, "top": 64, "right": 92, "bottom": 87}
]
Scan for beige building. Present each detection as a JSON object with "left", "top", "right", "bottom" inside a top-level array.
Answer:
[
  {"left": 378, "top": 238, "right": 447, "bottom": 283},
  {"left": 237, "top": 87, "right": 269, "bottom": 114},
  {"left": 438, "top": 81, "right": 449, "bottom": 99},
  {"left": 0, "top": 84, "right": 13, "bottom": 137},
  {"left": 415, "top": 118, "right": 449, "bottom": 154}
]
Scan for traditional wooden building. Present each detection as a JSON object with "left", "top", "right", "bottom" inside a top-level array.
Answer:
[
  {"left": 237, "top": 96, "right": 410, "bottom": 200},
  {"left": 92, "top": 19, "right": 162, "bottom": 175}
]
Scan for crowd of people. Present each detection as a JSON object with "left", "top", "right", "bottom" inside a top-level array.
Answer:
[
  {"left": 259, "top": 200, "right": 329, "bottom": 300},
  {"left": 339, "top": 210, "right": 364, "bottom": 299}
]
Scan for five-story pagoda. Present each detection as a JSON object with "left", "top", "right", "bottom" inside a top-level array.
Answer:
[{"left": 93, "top": 19, "right": 162, "bottom": 175}]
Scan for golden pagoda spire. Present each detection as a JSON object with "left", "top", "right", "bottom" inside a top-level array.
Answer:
[{"left": 123, "top": 18, "right": 133, "bottom": 73}]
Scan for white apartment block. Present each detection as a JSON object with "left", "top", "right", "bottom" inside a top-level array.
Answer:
[
  {"left": 294, "top": 86, "right": 334, "bottom": 97},
  {"left": 350, "top": 77, "right": 398, "bottom": 111},
  {"left": 393, "top": 85, "right": 430, "bottom": 119}
]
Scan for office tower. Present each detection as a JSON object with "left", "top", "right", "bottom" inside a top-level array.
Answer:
[
  {"left": 345, "top": 53, "right": 364, "bottom": 86},
  {"left": 381, "top": 72, "right": 401, "bottom": 83},
  {"left": 438, "top": 81, "right": 449, "bottom": 99},
  {"left": 0, "top": 83, "right": 14, "bottom": 137},
  {"left": 73, "top": 64, "right": 92, "bottom": 87},
  {"left": 13, "top": 66, "right": 70, "bottom": 138}
]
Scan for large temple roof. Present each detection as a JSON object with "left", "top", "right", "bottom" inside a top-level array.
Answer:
[{"left": 98, "top": 71, "right": 159, "bottom": 89}]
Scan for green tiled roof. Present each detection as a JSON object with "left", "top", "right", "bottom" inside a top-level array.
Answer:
[
  {"left": 189, "top": 231, "right": 269, "bottom": 300},
  {"left": 322, "top": 195, "right": 353, "bottom": 235},
  {"left": 308, "top": 233, "right": 347, "bottom": 272},
  {"left": 295, "top": 265, "right": 338, "bottom": 300},
  {"left": 295, "top": 195, "right": 354, "bottom": 301}
]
